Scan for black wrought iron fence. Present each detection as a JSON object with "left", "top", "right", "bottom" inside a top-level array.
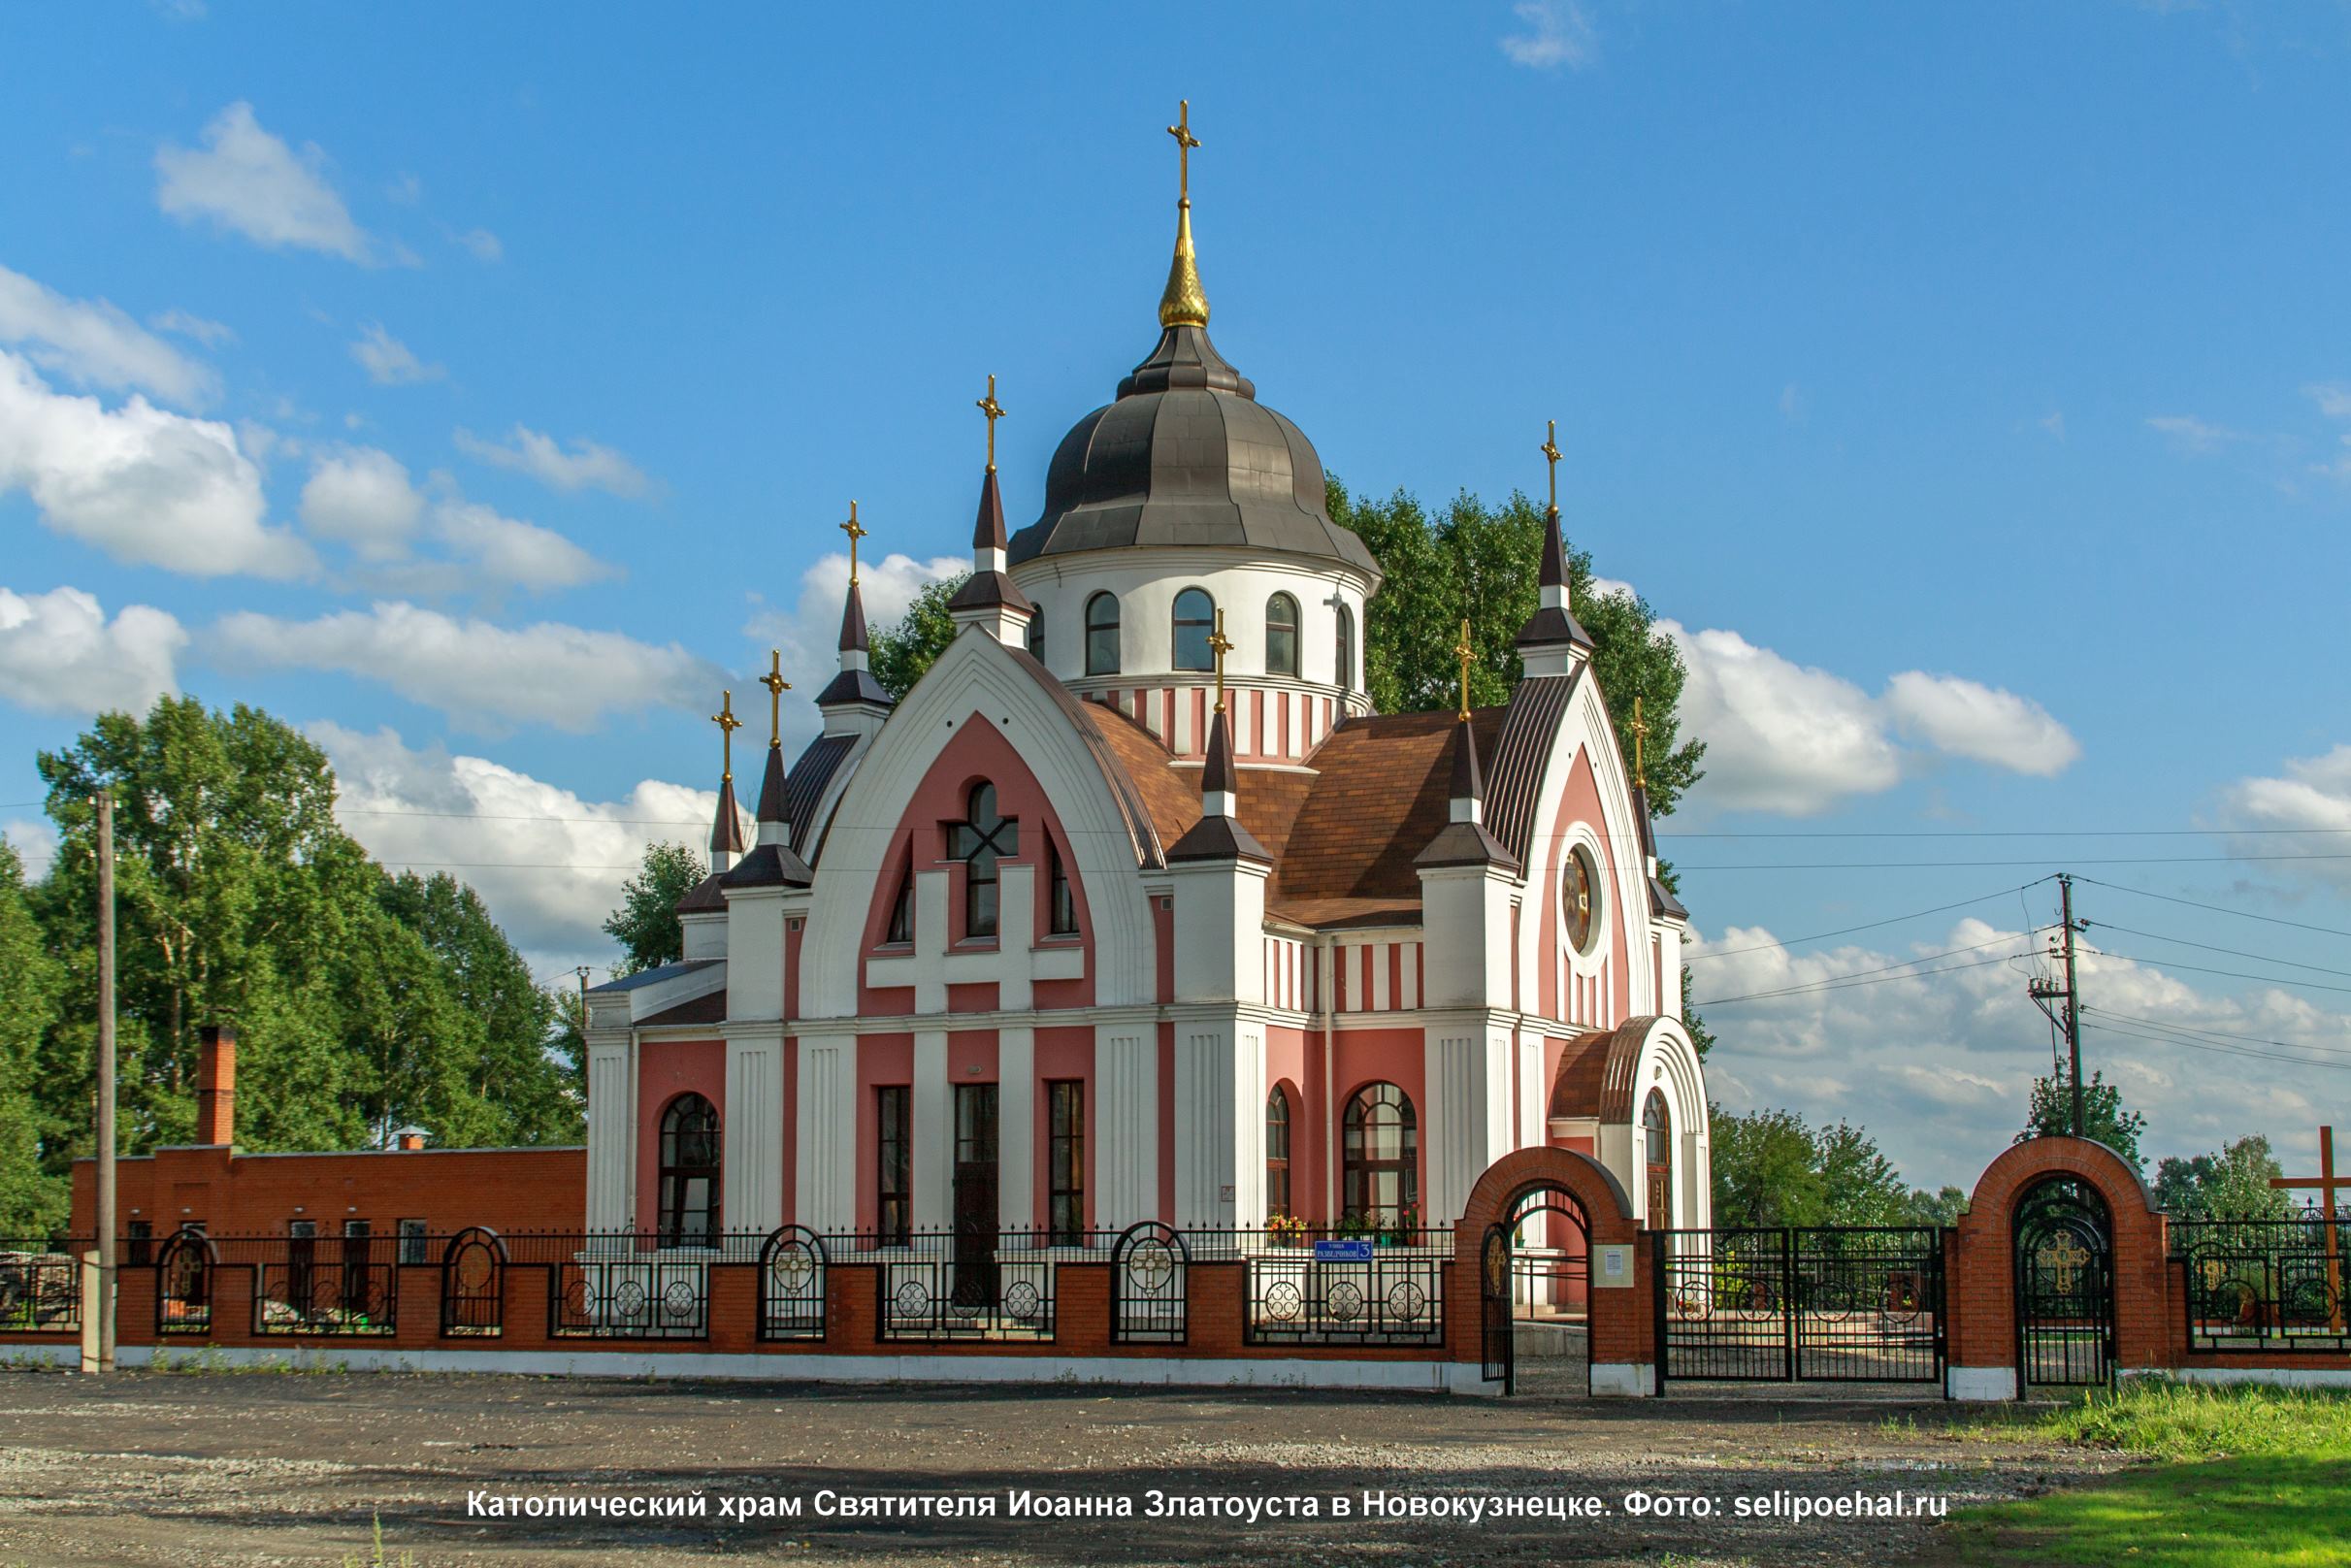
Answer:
[
  {"left": 1110, "top": 1223, "right": 1188, "bottom": 1344},
  {"left": 1219, "top": 1225, "right": 1453, "bottom": 1347},
  {"left": 832, "top": 1227, "right": 1094, "bottom": 1343},
  {"left": 1653, "top": 1226, "right": 1945, "bottom": 1386},
  {"left": 0, "top": 1238, "right": 87, "bottom": 1332},
  {"left": 2172, "top": 1216, "right": 2349, "bottom": 1356}
]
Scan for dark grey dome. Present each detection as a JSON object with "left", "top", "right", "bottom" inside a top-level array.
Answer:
[{"left": 1006, "top": 324, "right": 1378, "bottom": 576}]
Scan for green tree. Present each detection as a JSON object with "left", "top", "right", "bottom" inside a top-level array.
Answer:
[
  {"left": 604, "top": 841, "right": 706, "bottom": 976},
  {"left": 1813, "top": 1120, "right": 1910, "bottom": 1226},
  {"left": 0, "top": 837, "right": 66, "bottom": 1235},
  {"left": 870, "top": 575, "right": 967, "bottom": 701},
  {"left": 1710, "top": 1105, "right": 1824, "bottom": 1227},
  {"left": 2017, "top": 1069, "right": 2148, "bottom": 1170},
  {"left": 2153, "top": 1134, "right": 2290, "bottom": 1221},
  {"left": 1901, "top": 1185, "right": 1969, "bottom": 1226}
]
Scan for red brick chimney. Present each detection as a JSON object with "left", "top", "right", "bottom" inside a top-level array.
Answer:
[
  {"left": 195, "top": 1025, "right": 236, "bottom": 1146},
  {"left": 396, "top": 1131, "right": 425, "bottom": 1152}
]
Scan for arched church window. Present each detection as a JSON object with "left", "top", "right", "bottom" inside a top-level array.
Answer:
[
  {"left": 1047, "top": 838, "right": 1077, "bottom": 935},
  {"left": 1563, "top": 843, "right": 1601, "bottom": 956},
  {"left": 952, "top": 782, "right": 1018, "bottom": 939},
  {"left": 1025, "top": 607, "right": 1044, "bottom": 661},
  {"left": 1265, "top": 1088, "right": 1292, "bottom": 1218},
  {"left": 658, "top": 1094, "right": 721, "bottom": 1247},
  {"left": 1172, "top": 587, "right": 1216, "bottom": 670},
  {"left": 1341, "top": 1082, "right": 1418, "bottom": 1227},
  {"left": 1334, "top": 604, "right": 1355, "bottom": 693},
  {"left": 1265, "top": 593, "right": 1299, "bottom": 677},
  {"left": 1085, "top": 592, "right": 1121, "bottom": 675},
  {"left": 1643, "top": 1089, "right": 1672, "bottom": 1227},
  {"left": 885, "top": 862, "right": 914, "bottom": 944}
]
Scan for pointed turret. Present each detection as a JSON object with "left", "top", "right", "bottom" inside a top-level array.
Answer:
[
  {"left": 1167, "top": 707, "right": 1267, "bottom": 864},
  {"left": 815, "top": 501, "right": 895, "bottom": 736},
  {"left": 705, "top": 690, "right": 746, "bottom": 874},
  {"left": 1518, "top": 420, "right": 1595, "bottom": 678},
  {"left": 1416, "top": 713, "right": 1516, "bottom": 869},
  {"left": 754, "top": 649, "right": 793, "bottom": 847},
  {"left": 947, "top": 376, "right": 1035, "bottom": 645}
]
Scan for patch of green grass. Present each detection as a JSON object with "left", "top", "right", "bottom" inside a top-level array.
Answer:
[{"left": 1941, "top": 1380, "right": 2351, "bottom": 1567}]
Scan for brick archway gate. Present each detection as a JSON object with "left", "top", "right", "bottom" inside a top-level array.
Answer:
[
  {"left": 1453, "top": 1148, "right": 1649, "bottom": 1396},
  {"left": 1947, "top": 1136, "right": 2167, "bottom": 1400}
]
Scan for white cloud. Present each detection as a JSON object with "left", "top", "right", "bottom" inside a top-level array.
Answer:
[
  {"left": 385, "top": 173, "right": 423, "bottom": 208},
  {"left": 2040, "top": 410, "right": 2067, "bottom": 441},
  {"left": 208, "top": 602, "right": 720, "bottom": 733},
  {"left": 349, "top": 322, "right": 442, "bottom": 385},
  {"left": 1655, "top": 616, "right": 2079, "bottom": 815},
  {"left": 1881, "top": 670, "right": 2081, "bottom": 776},
  {"left": 0, "top": 584, "right": 184, "bottom": 715},
  {"left": 311, "top": 720, "right": 715, "bottom": 971},
  {"left": 1691, "top": 916, "right": 2347, "bottom": 1190},
  {"left": 432, "top": 499, "right": 616, "bottom": 592},
  {"left": 299, "top": 445, "right": 425, "bottom": 560},
  {"left": 2224, "top": 745, "right": 2351, "bottom": 894},
  {"left": 2, "top": 816, "right": 57, "bottom": 874},
  {"left": 450, "top": 227, "right": 504, "bottom": 263},
  {"left": 454, "top": 424, "right": 649, "bottom": 498},
  {"left": 0, "top": 264, "right": 216, "bottom": 405},
  {"left": 2304, "top": 383, "right": 2351, "bottom": 484},
  {"left": 1501, "top": 0, "right": 1598, "bottom": 70},
  {"left": 0, "top": 348, "right": 314, "bottom": 579},
  {"left": 744, "top": 548, "right": 967, "bottom": 741},
  {"left": 147, "top": 308, "right": 237, "bottom": 349},
  {"left": 1668, "top": 623, "right": 1904, "bottom": 814},
  {"left": 2146, "top": 412, "right": 2244, "bottom": 454},
  {"left": 155, "top": 102, "right": 386, "bottom": 265}
]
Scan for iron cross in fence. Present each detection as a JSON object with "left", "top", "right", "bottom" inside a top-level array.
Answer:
[{"left": 2270, "top": 1124, "right": 2345, "bottom": 1334}]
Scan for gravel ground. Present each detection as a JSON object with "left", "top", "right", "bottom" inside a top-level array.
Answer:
[{"left": 0, "top": 1366, "right": 2121, "bottom": 1566}]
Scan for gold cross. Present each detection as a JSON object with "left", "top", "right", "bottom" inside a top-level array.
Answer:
[
  {"left": 2038, "top": 1238, "right": 2091, "bottom": 1295},
  {"left": 1631, "top": 696, "right": 1650, "bottom": 792},
  {"left": 759, "top": 650, "right": 791, "bottom": 749},
  {"left": 2273, "top": 1125, "right": 2346, "bottom": 1333},
  {"left": 1207, "top": 607, "right": 1234, "bottom": 713},
  {"left": 710, "top": 691, "right": 741, "bottom": 780},
  {"left": 840, "top": 501, "right": 866, "bottom": 586},
  {"left": 1453, "top": 616, "right": 1474, "bottom": 721},
  {"left": 976, "top": 374, "right": 1006, "bottom": 471},
  {"left": 1167, "top": 99, "right": 1200, "bottom": 206},
  {"left": 1540, "top": 418, "right": 1562, "bottom": 518}
]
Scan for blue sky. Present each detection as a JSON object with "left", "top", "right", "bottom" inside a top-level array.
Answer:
[{"left": 5, "top": 1, "right": 2350, "bottom": 1189}]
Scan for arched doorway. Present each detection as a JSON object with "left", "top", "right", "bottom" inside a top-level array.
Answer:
[
  {"left": 1480, "top": 1182, "right": 1593, "bottom": 1395},
  {"left": 2013, "top": 1173, "right": 2116, "bottom": 1388}
]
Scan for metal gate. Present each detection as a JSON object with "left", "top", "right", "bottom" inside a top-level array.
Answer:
[
  {"left": 1480, "top": 1224, "right": 1513, "bottom": 1391},
  {"left": 1653, "top": 1226, "right": 1945, "bottom": 1388},
  {"left": 2014, "top": 1176, "right": 2115, "bottom": 1388}
]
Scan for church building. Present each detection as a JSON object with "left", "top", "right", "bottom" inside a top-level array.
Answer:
[{"left": 582, "top": 108, "right": 1713, "bottom": 1251}]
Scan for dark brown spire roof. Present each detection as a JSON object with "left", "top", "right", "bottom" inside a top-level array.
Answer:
[
  {"left": 754, "top": 742, "right": 789, "bottom": 825},
  {"left": 1516, "top": 511, "right": 1594, "bottom": 652},
  {"left": 707, "top": 777, "right": 745, "bottom": 855},
  {"left": 973, "top": 465, "right": 1007, "bottom": 550},
  {"left": 837, "top": 580, "right": 868, "bottom": 653},
  {"left": 1201, "top": 706, "right": 1237, "bottom": 795},
  {"left": 1448, "top": 712, "right": 1484, "bottom": 803}
]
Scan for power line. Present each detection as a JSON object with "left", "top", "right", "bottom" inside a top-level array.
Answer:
[
  {"left": 1665, "top": 826, "right": 2351, "bottom": 839},
  {"left": 1695, "top": 948, "right": 2032, "bottom": 1008},
  {"left": 2084, "top": 1006, "right": 2351, "bottom": 1060},
  {"left": 2073, "top": 875, "right": 2351, "bottom": 943},
  {"left": 2083, "top": 921, "right": 2351, "bottom": 982},
  {"left": 2084, "top": 947, "right": 2351, "bottom": 998},
  {"left": 2080, "top": 1016, "right": 2351, "bottom": 1075},
  {"left": 1685, "top": 876, "right": 2052, "bottom": 961},
  {"left": 1680, "top": 853, "right": 2351, "bottom": 870},
  {"left": 1692, "top": 928, "right": 2043, "bottom": 1005}
]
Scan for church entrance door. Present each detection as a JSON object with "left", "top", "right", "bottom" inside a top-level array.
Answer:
[
  {"left": 2013, "top": 1175, "right": 2115, "bottom": 1388},
  {"left": 952, "top": 1084, "right": 1000, "bottom": 1313}
]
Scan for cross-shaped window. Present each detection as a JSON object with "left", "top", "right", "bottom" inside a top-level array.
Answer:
[{"left": 951, "top": 782, "right": 1019, "bottom": 938}]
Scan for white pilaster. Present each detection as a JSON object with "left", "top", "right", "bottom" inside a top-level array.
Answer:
[
  {"left": 912, "top": 871, "right": 950, "bottom": 1014},
  {"left": 913, "top": 1030, "right": 950, "bottom": 1230},
  {"left": 1094, "top": 1025, "right": 1157, "bottom": 1230},
  {"left": 1420, "top": 1020, "right": 1513, "bottom": 1226},
  {"left": 794, "top": 1032, "right": 856, "bottom": 1233},
  {"left": 998, "top": 1026, "right": 1036, "bottom": 1232},
  {"left": 585, "top": 1029, "right": 635, "bottom": 1233},
  {"left": 723, "top": 1025, "right": 786, "bottom": 1234}
]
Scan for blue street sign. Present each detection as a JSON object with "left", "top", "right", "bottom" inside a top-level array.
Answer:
[{"left": 1312, "top": 1239, "right": 1375, "bottom": 1262}]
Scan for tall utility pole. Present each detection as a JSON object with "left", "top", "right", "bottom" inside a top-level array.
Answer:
[
  {"left": 2026, "top": 872, "right": 2089, "bottom": 1139},
  {"left": 2060, "top": 872, "right": 2083, "bottom": 1139},
  {"left": 94, "top": 791, "right": 117, "bottom": 1374}
]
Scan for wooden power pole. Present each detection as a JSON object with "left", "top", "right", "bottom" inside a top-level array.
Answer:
[
  {"left": 94, "top": 791, "right": 117, "bottom": 1373},
  {"left": 2060, "top": 872, "right": 2083, "bottom": 1138}
]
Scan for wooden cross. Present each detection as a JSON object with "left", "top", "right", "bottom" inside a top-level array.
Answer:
[
  {"left": 759, "top": 650, "right": 791, "bottom": 749},
  {"left": 709, "top": 691, "right": 741, "bottom": 781},
  {"left": 840, "top": 502, "right": 866, "bottom": 586},
  {"left": 1453, "top": 616, "right": 1474, "bottom": 721},
  {"left": 976, "top": 375, "right": 1006, "bottom": 471},
  {"left": 1207, "top": 608, "right": 1233, "bottom": 713},
  {"left": 1631, "top": 696, "right": 1650, "bottom": 792},
  {"left": 2272, "top": 1125, "right": 2345, "bottom": 1333},
  {"left": 1167, "top": 100, "right": 1199, "bottom": 205},
  {"left": 1541, "top": 418, "right": 1562, "bottom": 518}
]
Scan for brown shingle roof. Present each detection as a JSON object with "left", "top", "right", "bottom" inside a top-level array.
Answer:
[
  {"left": 1272, "top": 706, "right": 1508, "bottom": 907},
  {"left": 1086, "top": 700, "right": 1200, "bottom": 853},
  {"left": 638, "top": 991, "right": 727, "bottom": 1029}
]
